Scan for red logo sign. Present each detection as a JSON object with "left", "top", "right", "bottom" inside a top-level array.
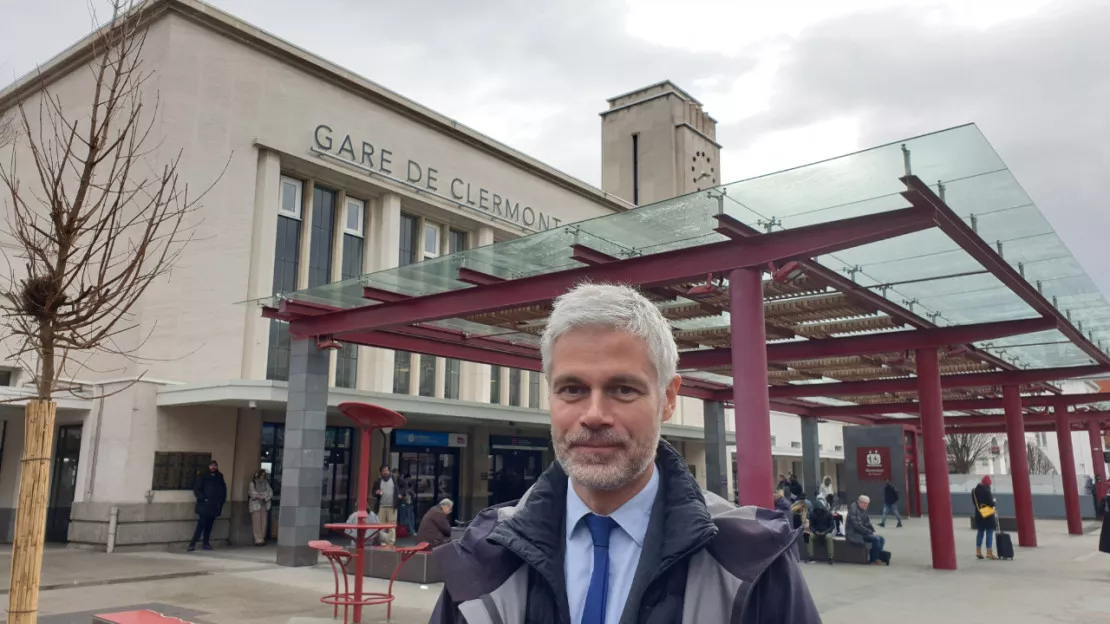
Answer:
[{"left": 857, "top": 447, "right": 891, "bottom": 481}]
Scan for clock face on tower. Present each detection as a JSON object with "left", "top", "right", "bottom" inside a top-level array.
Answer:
[{"left": 690, "top": 150, "right": 717, "bottom": 190}]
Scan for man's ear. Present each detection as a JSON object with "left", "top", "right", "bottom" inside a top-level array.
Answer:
[{"left": 662, "top": 375, "right": 682, "bottom": 423}]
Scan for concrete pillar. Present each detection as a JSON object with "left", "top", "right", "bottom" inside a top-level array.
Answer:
[
  {"left": 295, "top": 180, "right": 315, "bottom": 289},
  {"left": 470, "top": 226, "right": 496, "bottom": 402},
  {"left": 276, "top": 338, "right": 329, "bottom": 567},
  {"left": 467, "top": 427, "right": 490, "bottom": 519},
  {"left": 916, "top": 348, "right": 957, "bottom": 570},
  {"left": 364, "top": 193, "right": 402, "bottom": 393},
  {"left": 230, "top": 409, "right": 263, "bottom": 545},
  {"left": 241, "top": 149, "right": 281, "bottom": 380},
  {"left": 728, "top": 268, "right": 772, "bottom": 508},
  {"left": 1054, "top": 401, "right": 1083, "bottom": 535},
  {"left": 703, "top": 401, "right": 729, "bottom": 498},
  {"left": 800, "top": 416, "right": 820, "bottom": 505},
  {"left": 1003, "top": 384, "right": 1037, "bottom": 547}
]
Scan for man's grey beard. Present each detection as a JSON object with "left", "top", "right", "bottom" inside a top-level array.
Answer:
[{"left": 554, "top": 423, "right": 660, "bottom": 491}]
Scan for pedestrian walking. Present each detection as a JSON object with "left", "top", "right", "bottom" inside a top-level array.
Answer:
[{"left": 879, "top": 480, "right": 903, "bottom": 528}]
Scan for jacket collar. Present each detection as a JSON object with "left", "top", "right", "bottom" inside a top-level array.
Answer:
[{"left": 486, "top": 440, "right": 718, "bottom": 609}]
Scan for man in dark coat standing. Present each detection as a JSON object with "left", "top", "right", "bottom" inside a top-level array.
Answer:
[
  {"left": 430, "top": 284, "right": 820, "bottom": 624},
  {"left": 189, "top": 460, "right": 227, "bottom": 551}
]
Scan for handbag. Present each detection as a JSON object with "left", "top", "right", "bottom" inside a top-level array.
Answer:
[{"left": 973, "top": 490, "right": 995, "bottom": 518}]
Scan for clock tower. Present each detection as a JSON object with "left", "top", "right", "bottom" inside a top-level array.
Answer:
[{"left": 600, "top": 81, "right": 721, "bottom": 206}]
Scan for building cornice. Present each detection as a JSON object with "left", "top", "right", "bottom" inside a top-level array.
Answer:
[
  {"left": 156, "top": 380, "right": 731, "bottom": 442},
  {"left": 0, "top": 0, "right": 633, "bottom": 216}
]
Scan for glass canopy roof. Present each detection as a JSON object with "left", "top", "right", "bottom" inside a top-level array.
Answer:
[{"left": 267, "top": 123, "right": 1110, "bottom": 375}]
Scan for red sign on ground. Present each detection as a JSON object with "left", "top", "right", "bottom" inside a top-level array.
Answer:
[{"left": 857, "top": 446, "right": 891, "bottom": 481}]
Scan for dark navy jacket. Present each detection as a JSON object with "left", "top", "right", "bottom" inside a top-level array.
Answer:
[{"left": 429, "top": 441, "right": 822, "bottom": 624}]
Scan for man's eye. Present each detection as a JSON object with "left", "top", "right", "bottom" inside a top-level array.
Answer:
[
  {"left": 558, "top": 386, "right": 585, "bottom": 396},
  {"left": 613, "top": 386, "right": 640, "bottom": 397}
]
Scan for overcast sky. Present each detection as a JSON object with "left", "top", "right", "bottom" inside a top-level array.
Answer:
[{"left": 3, "top": 0, "right": 1108, "bottom": 293}]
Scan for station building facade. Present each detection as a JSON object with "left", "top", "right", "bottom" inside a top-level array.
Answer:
[{"left": 0, "top": 0, "right": 845, "bottom": 549}]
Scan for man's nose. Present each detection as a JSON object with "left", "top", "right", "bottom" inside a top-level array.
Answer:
[{"left": 579, "top": 392, "right": 613, "bottom": 428}]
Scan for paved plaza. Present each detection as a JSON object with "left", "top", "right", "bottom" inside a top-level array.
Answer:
[{"left": 3, "top": 517, "right": 1109, "bottom": 623}]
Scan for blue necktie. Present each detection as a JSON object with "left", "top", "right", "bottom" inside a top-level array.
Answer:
[{"left": 582, "top": 514, "right": 618, "bottom": 624}]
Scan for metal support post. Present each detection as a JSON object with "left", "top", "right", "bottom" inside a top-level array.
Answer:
[
  {"left": 729, "top": 268, "right": 773, "bottom": 508},
  {"left": 1003, "top": 384, "right": 1037, "bottom": 547},
  {"left": 1089, "top": 421, "right": 1108, "bottom": 510},
  {"left": 1054, "top": 400, "right": 1083, "bottom": 535},
  {"left": 916, "top": 348, "right": 957, "bottom": 570}
]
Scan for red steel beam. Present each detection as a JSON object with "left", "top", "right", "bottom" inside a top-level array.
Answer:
[
  {"left": 571, "top": 243, "right": 620, "bottom": 266},
  {"left": 362, "top": 286, "right": 409, "bottom": 302},
  {"left": 457, "top": 267, "right": 505, "bottom": 286},
  {"left": 903, "top": 175, "right": 1110, "bottom": 366},
  {"left": 290, "top": 206, "right": 936, "bottom": 337},
  {"left": 713, "top": 213, "right": 1022, "bottom": 377},
  {"left": 679, "top": 317, "right": 1054, "bottom": 369},
  {"left": 764, "top": 364, "right": 1109, "bottom": 399},
  {"left": 812, "top": 391, "right": 1110, "bottom": 418},
  {"left": 341, "top": 329, "right": 543, "bottom": 372},
  {"left": 946, "top": 423, "right": 1061, "bottom": 434}
]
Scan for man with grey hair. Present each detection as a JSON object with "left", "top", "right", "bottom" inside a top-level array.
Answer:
[
  {"left": 417, "top": 498, "right": 454, "bottom": 548},
  {"left": 431, "top": 283, "right": 820, "bottom": 623},
  {"left": 846, "top": 494, "right": 888, "bottom": 565}
]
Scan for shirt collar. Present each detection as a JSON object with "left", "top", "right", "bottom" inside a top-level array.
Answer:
[{"left": 565, "top": 464, "right": 660, "bottom": 547}]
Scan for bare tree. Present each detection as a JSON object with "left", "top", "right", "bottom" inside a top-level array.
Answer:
[
  {"left": 946, "top": 433, "right": 995, "bottom": 474},
  {"left": 0, "top": 2, "right": 220, "bottom": 620},
  {"left": 1026, "top": 441, "right": 1059, "bottom": 475}
]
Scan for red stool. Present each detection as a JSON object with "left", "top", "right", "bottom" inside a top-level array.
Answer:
[
  {"left": 386, "top": 542, "right": 430, "bottom": 621},
  {"left": 309, "top": 540, "right": 353, "bottom": 622}
]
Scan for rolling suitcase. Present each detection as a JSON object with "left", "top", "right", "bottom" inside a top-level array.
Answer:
[{"left": 994, "top": 516, "right": 1014, "bottom": 560}]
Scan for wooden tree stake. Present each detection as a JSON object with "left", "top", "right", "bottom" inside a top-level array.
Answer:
[{"left": 7, "top": 400, "right": 56, "bottom": 624}]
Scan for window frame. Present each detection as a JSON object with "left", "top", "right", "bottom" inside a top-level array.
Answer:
[
  {"left": 279, "top": 176, "right": 303, "bottom": 220},
  {"left": 344, "top": 197, "right": 365, "bottom": 237},
  {"left": 423, "top": 221, "right": 442, "bottom": 259}
]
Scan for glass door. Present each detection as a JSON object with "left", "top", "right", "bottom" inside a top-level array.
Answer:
[
  {"left": 322, "top": 427, "right": 354, "bottom": 525},
  {"left": 396, "top": 449, "right": 459, "bottom": 521},
  {"left": 261, "top": 423, "right": 354, "bottom": 536},
  {"left": 488, "top": 449, "right": 541, "bottom": 506},
  {"left": 46, "top": 426, "right": 82, "bottom": 542}
]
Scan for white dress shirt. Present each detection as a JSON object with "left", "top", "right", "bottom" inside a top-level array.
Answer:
[{"left": 564, "top": 467, "right": 660, "bottom": 624}]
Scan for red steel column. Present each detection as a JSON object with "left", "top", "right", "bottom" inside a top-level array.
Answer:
[
  {"left": 1089, "top": 421, "right": 1108, "bottom": 506},
  {"left": 915, "top": 348, "right": 957, "bottom": 569},
  {"left": 910, "top": 430, "right": 923, "bottom": 518},
  {"left": 1003, "top": 384, "right": 1037, "bottom": 547},
  {"left": 730, "top": 268, "right": 773, "bottom": 509},
  {"left": 1054, "top": 401, "right": 1083, "bottom": 535}
]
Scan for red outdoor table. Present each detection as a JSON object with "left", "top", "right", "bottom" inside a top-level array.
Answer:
[{"left": 329, "top": 402, "right": 407, "bottom": 623}]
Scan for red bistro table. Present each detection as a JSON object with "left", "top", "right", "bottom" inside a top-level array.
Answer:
[{"left": 332, "top": 402, "right": 408, "bottom": 623}]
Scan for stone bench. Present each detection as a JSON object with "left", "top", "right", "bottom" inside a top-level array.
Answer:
[
  {"left": 351, "top": 545, "right": 442, "bottom": 584},
  {"left": 93, "top": 610, "right": 194, "bottom": 624},
  {"left": 796, "top": 536, "right": 871, "bottom": 564},
  {"left": 969, "top": 515, "right": 1017, "bottom": 532}
]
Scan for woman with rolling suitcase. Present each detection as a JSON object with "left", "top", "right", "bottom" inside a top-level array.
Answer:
[{"left": 972, "top": 475, "right": 998, "bottom": 560}]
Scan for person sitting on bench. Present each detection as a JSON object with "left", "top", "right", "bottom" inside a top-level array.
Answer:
[
  {"left": 808, "top": 502, "right": 836, "bottom": 565},
  {"left": 343, "top": 509, "right": 383, "bottom": 549},
  {"left": 823, "top": 493, "right": 844, "bottom": 536},
  {"left": 847, "top": 495, "right": 888, "bottom": 566},
  {"left": 416, "top": 498, "right": 454, "bottom": 548}
]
